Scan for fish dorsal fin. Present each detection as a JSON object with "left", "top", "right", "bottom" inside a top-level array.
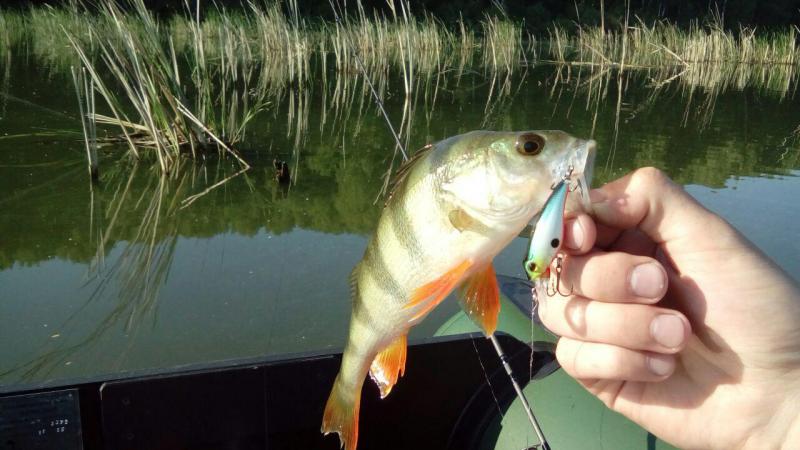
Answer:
[
  {"left": 457, "top": 263, "right": 500, "bottom": 336},
  {"left": 349, "top": 264, "right": 360, "bottom": 301},
  {"left": 385, "top": 143, "right": 435, "bottom": 206}
]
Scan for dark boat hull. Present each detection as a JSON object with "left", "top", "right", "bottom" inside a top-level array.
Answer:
[{"left": 0, "top": 334, "right": 557, "bottom": 450}]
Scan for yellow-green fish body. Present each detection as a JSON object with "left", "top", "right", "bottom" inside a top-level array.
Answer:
[{"left": 322, "top": 130, "right": 595, "bottom": 450}]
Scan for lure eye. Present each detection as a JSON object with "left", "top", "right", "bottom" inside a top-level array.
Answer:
[
  {"left": 516, "top": 133, "right": 545, "bottom": 156},
  {"left": 526, "top": 261, "right": 537, "bottom": 273}
]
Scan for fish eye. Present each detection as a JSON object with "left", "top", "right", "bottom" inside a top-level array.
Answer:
[{"left": 516, "top": 133, "right": 545, "bottom": 156}]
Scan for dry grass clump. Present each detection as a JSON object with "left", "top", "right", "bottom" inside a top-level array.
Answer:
[
  {"left": 482, "top": 12, "right": 525, "bottom": 73},
  {"left": 67, "top": 0, "right": 262, "bottom": 173},
  {"left": 548, "top": 18, "right": 799, "bottom": 68}
]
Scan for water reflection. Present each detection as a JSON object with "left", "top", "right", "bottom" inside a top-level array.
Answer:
[
  {"left": 1, "top": 48, "right": 799, "bottom": 388},
  {"left": 1, "top": 164, "right": 177, "bottom": 380},
  {"left": 2, "top": 61, "right": 799, "bottom": 268}
]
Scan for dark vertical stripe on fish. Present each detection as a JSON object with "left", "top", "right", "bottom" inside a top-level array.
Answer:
[
  {"left": 388, "top": 198, "right": 424, "bottom": 262},
  {"left": 364, "top": 235, "right": 405, "bottom": 304},
  {"left": 352, "top": 296, "right": 380, "bottom": 331}
]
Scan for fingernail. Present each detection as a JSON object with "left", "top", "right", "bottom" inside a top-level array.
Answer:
[
  {"left": 564, "top": 219, "right": 584, "bottom": 250},
  {"left": 647, "top": 354, "right": 674, "bottom": 376},
  {"left": 650, "top": 314, "right": 685, "bottom": 349},
  {"left": 629, "top": 262, "right": 666, "bottom": 299}
]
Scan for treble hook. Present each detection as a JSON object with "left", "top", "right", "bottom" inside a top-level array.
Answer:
[
  {"left": 551, "top": 165, "right": 575, "bottom": 190},
  {"left": 545, "top": 255, "right": 573, "bottom": 297},
  {"left": 568, "top": 176, "right": 582, "bottom": 193},
  {"left": 565, "top": 165, "right": 584, "bottom": 193},
  {"left": 562, "top": 165, "right": 574, "bottom": 181}
]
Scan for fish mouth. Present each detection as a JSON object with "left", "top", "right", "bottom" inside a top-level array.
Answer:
[
  {"left": 552, "top": 138, "right": 596, "bottom": 211},
  {"left": 580, "top": 139, "right": 596, "bottom": 188}
]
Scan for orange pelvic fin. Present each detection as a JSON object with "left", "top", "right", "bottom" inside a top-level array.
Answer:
[
  {"left": 369, "top": 333, "right": 408, "bottom": 398},
  {"left": 457, "top": 263, "right": 500, "bottom": 336},
  {"left": 405, "top": 259, "right": 472, "bottom": 322},
  {"left": 321, "top": 376, "right": 360, "bottom": 450}
]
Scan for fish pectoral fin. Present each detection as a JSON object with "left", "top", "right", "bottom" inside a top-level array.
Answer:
[
  {"left": 369, "top": 333, "right": 408, "bottom": 398},
  {"left": 405, "top": 259, "right": 473, "bottom": 322},
  {"left": 448, "top": 207, "right": 490, "bottom": 234},
  {"left": 448, "top": 208, "right": 474, "bottom": 232},
  {"left": 457, "top": 263, "right": 500, "bottom": 336}
]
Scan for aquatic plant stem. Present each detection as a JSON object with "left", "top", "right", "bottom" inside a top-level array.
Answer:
[
  {"left": 327, "top": 0, "right": 408, "bottom": 161},
  {"left": 489, "top": 334, "right": 551, "bottom": 450},
  {"left": 71, "top": 66, "right": 99, "bottom": 180}
]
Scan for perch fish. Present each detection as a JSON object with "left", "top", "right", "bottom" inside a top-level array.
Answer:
[{"left": 321, "top": 130, "right": 596, "bottom": 450}]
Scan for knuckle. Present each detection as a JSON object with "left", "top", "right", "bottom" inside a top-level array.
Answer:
[
  {"left": 633, "top": 166, "right": 669, "bottom": 188},
  {"left": 598, "top": 387, "right": 622, "bottom": 409},
  {"left": 604, "top": 347, "right": 627, "bottom": 375},
  {"left": 555, "top": 338, "right": 576, "bottom": 370},
  {"left": 559, "top": 339, "right": 595, "bottom": 379},
  {"left": 537, "top": 296, "right": 551, "bottom": 325},
  {"left": 564, "top": 297, "right": 588, "bottom": 334}
]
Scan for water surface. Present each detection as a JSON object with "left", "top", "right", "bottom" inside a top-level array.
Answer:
[{"left": 1, "top": 52, "right": 799, "bottom": 392}]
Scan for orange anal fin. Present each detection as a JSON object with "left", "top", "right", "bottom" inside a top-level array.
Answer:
[
  {"left": 368, "top": 333, "right": 408, "bottom": 398},
  {"left": 457, "top": 263, "right": 500, "bottom": 336},
  {"left": 405, "top": 259, "right": 472, "bottom": 322},
  {"left": 321, "top": 376, "right": 360, "bottom": 450}
]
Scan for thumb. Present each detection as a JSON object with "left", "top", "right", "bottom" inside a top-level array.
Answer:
[
  {"left": 589, "top": 168, "right": 796, "bottom": 291},
  {"left": 589, "top": 167, "right": 731, "bottom": 248}
]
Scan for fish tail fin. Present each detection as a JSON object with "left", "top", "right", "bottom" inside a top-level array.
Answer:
[
  {"left": 321, "top": 375, "right": 361, "bottom": 450},
  {"left": 369, "top": 333, "right": 408, "bottom": 398}
]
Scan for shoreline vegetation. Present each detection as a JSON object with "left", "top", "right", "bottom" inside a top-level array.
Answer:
[{"left": 1, "top": 0, "right": 798, "bottom": 176}]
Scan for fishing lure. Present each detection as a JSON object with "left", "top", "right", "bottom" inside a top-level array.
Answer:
[
  {"left": 524, "top": 168, "right": 575, "bottom": 296},
  {"left": 524, "top": 172, "right": 569, "bottom": 280}
]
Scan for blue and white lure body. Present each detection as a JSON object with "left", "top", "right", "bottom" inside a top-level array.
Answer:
[
  {"left": 524, "top": 179, "right": 569, "bottom": 281},
  {"left": 524, "top": 167, "right": 583, "bottom": 297}
]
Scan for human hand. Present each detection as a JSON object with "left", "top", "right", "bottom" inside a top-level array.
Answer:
[{"left": 538, "top": 167, "right": 800, "bottom": 449}]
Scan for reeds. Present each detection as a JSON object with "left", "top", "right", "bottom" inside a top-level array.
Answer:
[
  {"left": 71, "top": 66, "right": 99, "bottom": 179},
  {"left": 482, "top": 12, "right": 524, "bottom": 73},
  {"left": 546, "top": 19, "right": 800, "bottom": 68},
  {"left": 6, "top": 2, "right": 799, "bottom": 77},
  {"left": 3, "top": 0, "right": 800, "bottom": 175},
  {"left": 67, "top": 0, "right": 254, "bottom": 173},
  {"left": 0, "top": 9, "right": 25, "bottom": 51}
]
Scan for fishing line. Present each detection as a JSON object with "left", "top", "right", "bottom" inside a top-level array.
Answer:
[
  {"left": 326, "top": 0, "right": 408, "bottom": 161},
  {"left": 471, "top": 337, "right": 504, "bottom": 419},
  {"left": 529, "top": 285, "right": 537, "bottom": 382}
]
